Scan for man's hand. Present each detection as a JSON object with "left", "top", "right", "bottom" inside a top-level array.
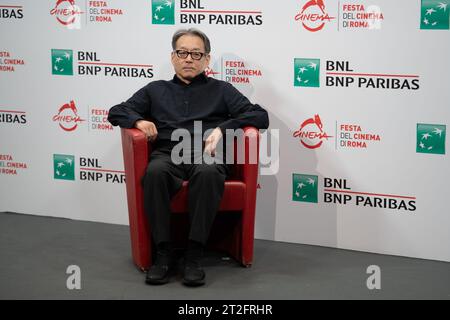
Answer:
[
  {"left": 204, "top": 127, "right": 223, "bottom": 157},
  {"left": 135, "top": 120, "right": 158, "bottom": 142}
]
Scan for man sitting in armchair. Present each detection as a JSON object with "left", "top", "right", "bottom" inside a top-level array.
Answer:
[{"left": 108, "top": 28, "right": 269, "bottom": 287}]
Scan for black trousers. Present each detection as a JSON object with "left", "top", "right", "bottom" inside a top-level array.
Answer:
[{"left": 142, "top": 143, "right": 229, "bottom": 246}]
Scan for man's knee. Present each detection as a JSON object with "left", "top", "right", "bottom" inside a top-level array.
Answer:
[{"left": 144, "top": 160, "right": 172, "bottom": 182}]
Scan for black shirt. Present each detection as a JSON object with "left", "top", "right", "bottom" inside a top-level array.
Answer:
[{"left": 108, "top": 73, "right": 269, "bottom": 143}]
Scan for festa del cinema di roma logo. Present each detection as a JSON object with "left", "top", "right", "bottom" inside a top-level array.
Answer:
[
  {"left": 50, "top": 0, "right": 83, "bottom": 26},
  {"left": 294, "top": 0, "right": 335, "bottom": 32},
  {"left": 53, "top": 100, "right": 85, "bottom": 131},
  {"left": 293, "top": 114, "right": 333, "bottom": 149}
]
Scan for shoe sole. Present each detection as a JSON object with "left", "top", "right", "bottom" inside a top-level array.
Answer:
[
  {"left": 145, "top": 276, "right": 170, "bottom": 285},
  {"left": 182, "top": 278, "right": 205, "bottom": 287}
]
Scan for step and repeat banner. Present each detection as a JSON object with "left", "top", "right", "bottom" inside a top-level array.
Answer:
[{"left": 1, "top": 0, "right": 449, "bottom": 262}]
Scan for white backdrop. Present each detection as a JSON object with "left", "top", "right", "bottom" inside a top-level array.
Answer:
[{"left": 1, "top": 0, "right": 449, "bottom": 262}]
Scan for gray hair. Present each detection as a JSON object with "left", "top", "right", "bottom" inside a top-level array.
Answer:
[{"left": 171, "top": 28, "right": 211, "bottom": 54}]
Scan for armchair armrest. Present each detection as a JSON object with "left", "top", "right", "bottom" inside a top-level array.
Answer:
[
  {"left": 121, "top": 128, "right": 149, "bottom": 190},
  {"left": 239, "top": 126, "right": 260, "bottom": 187},
  {"left": 237, "top": 126, "right": 260, "bottom": 266},
  {"left": 121, "top": 128, "right": 151, "bottom": 269}
]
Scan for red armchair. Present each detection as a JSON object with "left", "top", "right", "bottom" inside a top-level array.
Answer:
[{"left": 121, "top": 127, "right": 260, "bottom": 271}]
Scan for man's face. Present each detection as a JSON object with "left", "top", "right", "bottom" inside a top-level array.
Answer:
[{"left": 171, "top": 34, "right": 210, "bottom": 84}]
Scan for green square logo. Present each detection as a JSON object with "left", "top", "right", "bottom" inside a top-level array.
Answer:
[
  {"left": 294, "top": 58, "right": 320, "bottom": 87},
  {"left": 420, "top": 0, "right": 449, "bottom": 30},
  {"left": 54, "top": 154, "right": 75, "bottom": 180},
  {"left": 416, "top": 123, "right": 446, "bottom": 155},
  {"left": 293, "top": 174, "right": 318, "bottom": 203},
  {"left": 152, "top": 0, "right": 175, "bottom": 25},
  {"left": 51, "top": 49, "right": 73, "bottom": 76}
]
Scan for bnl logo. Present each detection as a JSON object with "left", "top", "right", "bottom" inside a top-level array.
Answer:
[
  {"left": 292, "top": 174, "right": 318, "bottom": 203},
  {"left": 54, "top": 154, "right": 75, "bottom": 180},
  {"left": 416, "top": 123, "right": 446, "bottom": 155},
  {"left": 152, "top": 0, "right": 175, "bottom": 25},
  {"left": 294, "top": 58, "right": 320, "bottom": 87},
  {"left": 52, "top": 49, "right": 73, "bottom": 75},
  {"left": 420, "top": 0, "right": 449, "bottom": 30}
]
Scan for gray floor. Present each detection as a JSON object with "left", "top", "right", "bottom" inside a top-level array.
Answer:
[{"left": 0, "top": 211, "right": 449, "bottom": 300}]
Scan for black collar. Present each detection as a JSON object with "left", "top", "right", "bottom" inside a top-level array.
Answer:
[{"left": 172, "top": 72, "right": 208, "bottom": 86}]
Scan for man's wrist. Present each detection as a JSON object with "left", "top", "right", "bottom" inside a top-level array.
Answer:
[
  {"left": 217, "top": 126, "right": 224, "bottom": 135},
  {"left": 134, "top": 119, "right": 144, "bottom": 128}
]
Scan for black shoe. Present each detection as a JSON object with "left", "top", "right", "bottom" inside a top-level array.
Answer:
[
  {"left": 146, "top": 264, "right": 170, "bottom": 285},
  {"left": 182, "top": 241, "right": 205, "bottom": 287},
  {"left": 183, "top": 261, "right": 205, "bottom": 287},
  {"left": 145, "top": 244, "right": 173, "bottom": 285}
]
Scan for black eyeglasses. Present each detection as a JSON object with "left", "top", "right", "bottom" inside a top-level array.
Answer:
[{"left": 174, "top": 50, "right": 205, "bottom": 61}]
